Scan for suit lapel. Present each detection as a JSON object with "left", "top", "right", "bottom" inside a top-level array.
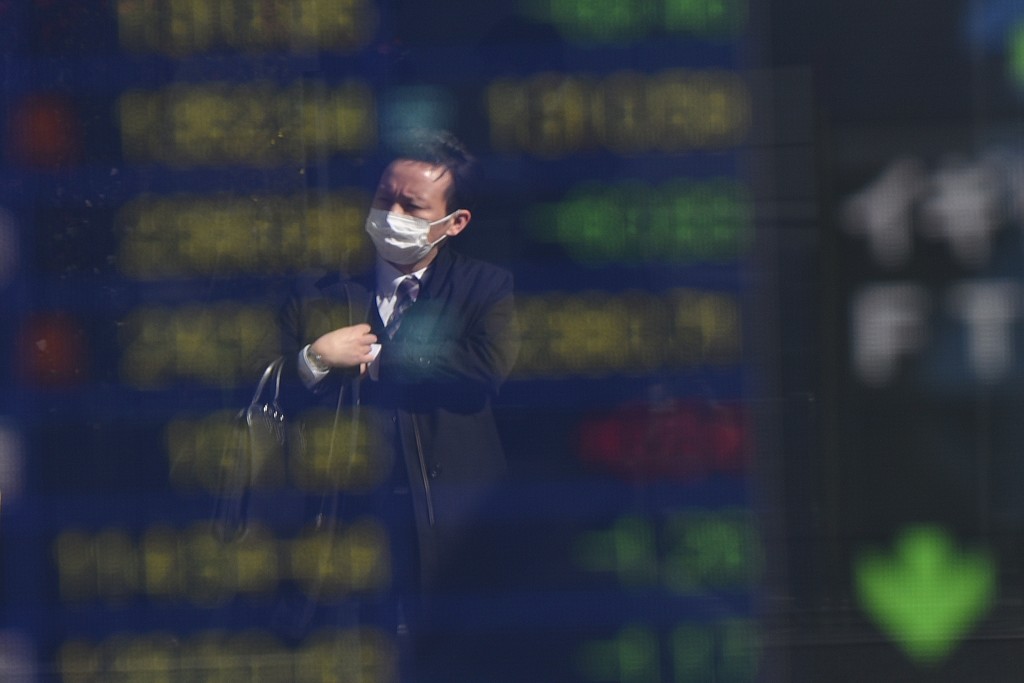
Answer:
[
  {"left": 335, "top": 247, "right": 457, "bottom": 342},
  {"left": 369, "top": 297, "right": 386, "bottom": 337},
  {"left": 397, "top": 247, "right": 454, "bottom": 341},
  {"left": 419, "top": 245, "right": 453, "bottom": 302}
]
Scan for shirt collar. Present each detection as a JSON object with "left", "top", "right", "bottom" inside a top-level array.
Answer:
[{"left": 375, "top": 256, "right": 430, "bottom": 298}]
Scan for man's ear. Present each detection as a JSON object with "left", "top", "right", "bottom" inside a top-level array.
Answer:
[{"left": 445, "top": 209, "right": 471, "bottom": 237}]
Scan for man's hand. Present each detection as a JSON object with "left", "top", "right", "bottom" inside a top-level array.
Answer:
[{"left": 310, "top": 324, "right": 378, "bottom": 369}]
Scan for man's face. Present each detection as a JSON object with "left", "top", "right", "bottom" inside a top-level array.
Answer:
[{"left": 372, "top": 159, "right": 462, "bottom": 243}]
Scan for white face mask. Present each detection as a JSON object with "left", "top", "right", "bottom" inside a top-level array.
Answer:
[{"left": 364, "top": 208, "right": 454, "bottom": 265}]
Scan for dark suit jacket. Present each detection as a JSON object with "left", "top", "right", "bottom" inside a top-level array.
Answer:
[{"left": 278, "top": 245, "right": 520, "bottom": 589}]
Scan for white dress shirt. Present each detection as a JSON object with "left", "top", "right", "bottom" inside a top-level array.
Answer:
[{"left": 297, "top": 258, "right": 429, "bottom": 387}]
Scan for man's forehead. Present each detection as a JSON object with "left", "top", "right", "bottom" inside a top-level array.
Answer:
[{"left": 381, "top": 159, "right": 451, "bottom": 187}]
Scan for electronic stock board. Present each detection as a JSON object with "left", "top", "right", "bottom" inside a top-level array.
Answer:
[{"left": 0, "top": 1, "right": 780, "bottom": 681}]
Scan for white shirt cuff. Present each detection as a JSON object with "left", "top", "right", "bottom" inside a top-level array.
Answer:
[
  {"left": 367, "top": 343, "right": 382, "bottom": 380},
  {"left": 297, "top": 344, "right": 330, "bottom": 388}
]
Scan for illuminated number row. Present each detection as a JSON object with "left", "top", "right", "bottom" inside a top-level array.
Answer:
[
  {"left": 528, "top": 0, "right": 747, "bottom": 44},
  {"left": 528, "top": 178, "right": 751, "bottom": 263},
  {"left": 487, "top": 69, "right": 750, "bottom": 157},
  {"left": 114, "top": 180, "right": 745, "bottom": 278},
  {"left": 116, "top": 0, "right": 378, "bottom": 55},
  {"left": 53, "top": 520, "right": 389, "bottom": 604},
  {"left": 167, "top": 408, "right": 391, "bottom": 493},
  {"left": 577, "top": 400, "right": 745, "bottom": 481},
  {"left": 59, "top": 627, "right": 395, "bottom": 683},
  {"left": 117, "top": 191, "right": 373, "bottom": 279},
  {"left": 119, "top": 303, "right": 277, "bottom": 388},
  {"left": 118, "top": 289, "right": 739, "bottom": 388},
  {"left": 514, "top": 288, "right": 742, "bottom": 377},
  {"left": 575, "top": 621, "right": 758, "bottom": 683},
  {"left": 120, "top": 80, "right": 375, "bottom": 167},
  {"left": 573, "top": 510, "right": 761, "bottom": 591}
]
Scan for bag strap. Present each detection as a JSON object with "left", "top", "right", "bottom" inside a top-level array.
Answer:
[
  {"left": 217, "top": 357, "right": 284, "bottom": 543},
  {"left": 249, "top": 356, "right": 284, "bottom": 408}
]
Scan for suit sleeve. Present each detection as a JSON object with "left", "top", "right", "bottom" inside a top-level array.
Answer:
[{"left": 277, "top": 277, "right": 364, "bottom": 398}]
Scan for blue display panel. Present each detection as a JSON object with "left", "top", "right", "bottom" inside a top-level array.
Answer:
[{"left": 1, "top": 1, "right": 771, "bottom": 680}]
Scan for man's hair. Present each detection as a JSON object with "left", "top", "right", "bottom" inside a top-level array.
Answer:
[{"left": 392, "top": 130, "right": 480, "bottom": 213}]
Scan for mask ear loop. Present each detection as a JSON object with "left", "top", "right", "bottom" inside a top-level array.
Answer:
[
  {"left": 424, "top": 211, "right": 457, "bottom": 250},
  {"left": 426, "top": 210, "right": 458, "bottom": 227}
]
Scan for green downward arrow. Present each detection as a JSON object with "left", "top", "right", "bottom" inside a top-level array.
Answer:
[{"left": 855, "top": 525, "right": 996, "bottom": 665}]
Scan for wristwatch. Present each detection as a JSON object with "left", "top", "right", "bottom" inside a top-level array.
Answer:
[{"left": 304, "top": 345, "right": 330, "bottom": 373}]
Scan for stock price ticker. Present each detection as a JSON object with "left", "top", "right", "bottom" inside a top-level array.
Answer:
[{"left": 2, "top": 1, "right": 765, "bottom": 681}]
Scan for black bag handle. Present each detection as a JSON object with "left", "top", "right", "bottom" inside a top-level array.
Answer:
[
  {"left": 214, "top": 356, "right": 286, "bottom": 542},
  {"left": 246, "top": 356, "right": 285, "bottom": 425}
]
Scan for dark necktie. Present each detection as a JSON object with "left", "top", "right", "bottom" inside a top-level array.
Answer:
[{"left": 386, "top": 276, "right": 420, "bottom": 338}]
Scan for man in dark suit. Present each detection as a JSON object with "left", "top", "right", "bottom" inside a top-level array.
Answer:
[{"left": 278, "top": 132, "right": 519, "bottom": 668}]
